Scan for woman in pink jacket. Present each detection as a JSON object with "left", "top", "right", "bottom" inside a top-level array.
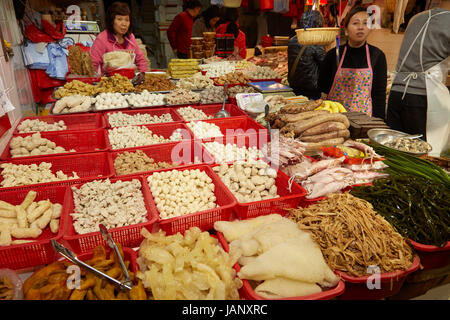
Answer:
[{"left": 90, "top": 2, "right": 148, "bottom": 80}]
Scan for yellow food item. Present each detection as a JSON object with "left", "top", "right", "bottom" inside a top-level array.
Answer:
[
  {"left": 136, "top": 227, "right": 242, "bottom": 300},
  {"left": 315, "top": 101, "right": 346, "bottom": 113}
]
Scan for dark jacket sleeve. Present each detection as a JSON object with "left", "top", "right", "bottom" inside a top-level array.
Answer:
[
  {"left": 167, "top": 14, "right": 182, "bottom": 50},
  {"left": 314, "top": 46, "right": 326, "bottom": 65},
  {"left": 371, "top": 50, "right": 387, "bottom": 119},
  {"left": 318, "top": 48, "right": 337, "bottom": 95}
]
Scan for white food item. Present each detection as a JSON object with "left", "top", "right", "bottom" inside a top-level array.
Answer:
[
  {"left": 212, "top": 161, "right": 278, "bottom": 203},
  {"left": 108, "top": 126, "right": 172, "bottom": 149},
  {"left": 177, "top": 72, "right": 214, "bottom": 90},
  {"left": 200, "top": 62, "right": 235, "bottom": 78},
  {"left": 147, "top": 169, "right": 217, "bottom": 220},
  {"left": 95, "top": 92, "right": 128, "bottom": 110},
  {"left": 177, "top": 107, "right": 213, "bottom": 121},
  {"left": 214, "top": 216, "right": 340, "bottom": 299},
  {"left": 227, "top": 85, "right": 257, "bottom": 98},
  {"left": 214, "top": 214, "right": 283, "bottom": 243},
  {"left": 10, "top": 133, "right": 75, "bottom": 157},
  {"left": 53, "top": 95, "right": 94, "bottom": 114},
  {"left": 17, "top": 119, "right": 67, "bottom": 133},
  {"left": 0, "top": 162, "right": 79, "bottom": 187},
  {"left": 203, "top": 142, "right": 263, "bottom": 163},
  {"left": 108, "top": 111, "right": 173, "bottom": 127},
  {"left": 186, "top": 121, "right": 223, "bottom": 139},
  {"left": 71, "top": 179, "right": 147, "bottom": 234},
  {"left": 126, "top": 90, "right": 165, "bottom": 107},
  {"left": 199, "top": 86, "right": 225, "bottom": 104}
]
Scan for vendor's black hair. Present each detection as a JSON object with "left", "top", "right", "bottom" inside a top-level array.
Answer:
[
  {"left": 343, "top": 6, "right": 370, "bottom": 28},
  {"left": 224, "top": 8, "right": 239, "bottom": 38},
  {"left": 201, "top": 5, "right": 220, "bottom": 26},
  {"left": 299, "top": 10, "right": 324, "bottom": 29},
  {"left": 105, "top": 1, "right": 133, "bottom": 36},
  {"left": 186, "top": 0, "right": 202, "bottom": 9}
]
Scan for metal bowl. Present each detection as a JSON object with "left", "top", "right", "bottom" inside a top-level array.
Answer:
[{"left": 367, "top": 128, "right": 432, "bottom": 156}]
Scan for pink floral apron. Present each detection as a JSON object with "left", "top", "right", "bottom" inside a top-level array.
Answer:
[{"left": 328, "top": 44, "right": 373, "bottom": 115}]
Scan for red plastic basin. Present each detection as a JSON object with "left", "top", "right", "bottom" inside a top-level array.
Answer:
[
  {"left": 335, "top": 256, "right": 420, "bottom": 300},
  {"left": 409, "top": 240, "right": 450, "bottom": 270}
]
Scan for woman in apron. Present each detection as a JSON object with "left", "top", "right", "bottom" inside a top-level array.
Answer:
[
  {"left": 318, "top": 6, "right": 387, "bottom": 118},
  {"left": 387, "top": 9, "right": 450, "bottom": 157}
]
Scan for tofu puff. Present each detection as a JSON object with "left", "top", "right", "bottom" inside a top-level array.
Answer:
[
  {"left": 214, "top": 215, "right": 340, "bottom": 299},
  {"left": 0, "top": 191, "right": 63, "bottom": 246},
  {"left": 23, "top": 244, "right": 146, "bottom": 300}
]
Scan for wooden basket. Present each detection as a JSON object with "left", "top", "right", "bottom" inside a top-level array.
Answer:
[{"left": 296, "top": 27, "right": 340, "bottom": 46}]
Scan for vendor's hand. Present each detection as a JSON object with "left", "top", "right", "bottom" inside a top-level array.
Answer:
[{"left": 133, "top": 72, "right": 145, "bottom": 86}]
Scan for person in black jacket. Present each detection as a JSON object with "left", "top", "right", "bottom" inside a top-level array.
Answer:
[
  {"left": 288, "top": 11, "right": 326, "bottom": 100},
  {"left": 318, "top": 6, "right": 387, "bottom": 118}
]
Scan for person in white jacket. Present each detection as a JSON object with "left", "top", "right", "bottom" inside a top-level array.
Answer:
[{"left": 386, "top": 8, "right": 450, "bottom": 157}]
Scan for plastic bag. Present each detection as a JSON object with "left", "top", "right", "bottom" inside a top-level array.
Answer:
[
  {"left": 103, "top": 49, "right": 136, "bottom": 70},
  {"left": 0, "top": 269, "right": 23, "bottom": 300},
  {"left": 273, "top": 0, "right": 290, "bottom": 13}
]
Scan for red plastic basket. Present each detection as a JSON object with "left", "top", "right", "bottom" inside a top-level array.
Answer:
[
  {"left": 0, "top": 185, "right": 67, "bottom": 270},
  {"left": 176, "top": 104, "right": 247, "bottom": 119},
  {"left": 0, "top": 152, "right": 113, "bottom": 193},
  {"left": 144, "top": 165, "right": 236, "bottom": 235},
  {"left": 1, "top": 129, "right": 109, "bottom": 161},
  {"left": 62, "top": 176, "right": 158, "bottom": 254},
  {"left": 13, "top": 114, "right": 106, "bottom": 136},
  {"left": 409, "top": 240, "right": 450, "bottom": 270},
  {"left": 106, "top": 122, "right": 193, "bottom": 151},
  {"left": 212, "top": 164, "right": 306, "bottom": 219},
  {"left": 189, "top": 116, "right": 268, "bottom": 142},
  {"left": 216, "top": 232, "right": 346, "bottom": 300},
  {"left": 109, "top": 141, "right": 215, "bottom": 178},
  {"left": 104, "top": 108, "right": 184, "bottom": 128},
  {"left": 335, "top": 256, "right": 420, "bottom": 300}
]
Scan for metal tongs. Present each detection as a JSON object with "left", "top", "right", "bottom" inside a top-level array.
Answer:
[{"left": 51, "top": 224, "right": 134, "bottom": 291}]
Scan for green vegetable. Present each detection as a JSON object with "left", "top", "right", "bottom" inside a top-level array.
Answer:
[
  {"left": 350, "top": 175, "right": 450, "bottom": 247},
  {"left": 368, "top": 143, "right": 450, "bottom": 188}
]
